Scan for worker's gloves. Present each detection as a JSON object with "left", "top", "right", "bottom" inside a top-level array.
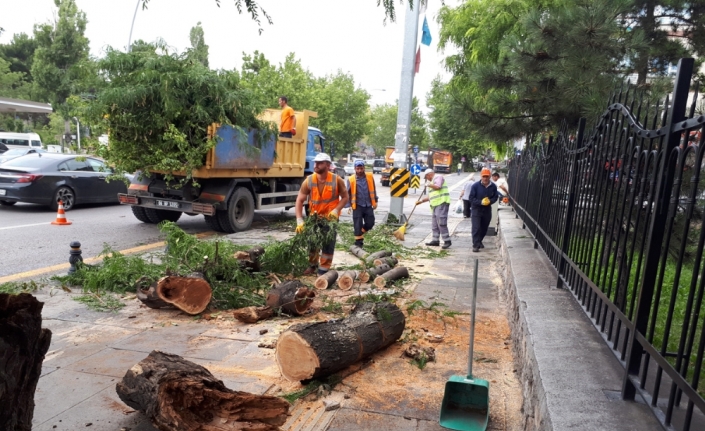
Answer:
[
  {"left": 295, "top": 218, "right": 305, "bottom": 234},
  {"left": 291, "top": 128, "right": 296, "bottom": 136},
  {"left": 424, "top": 180, "right": 431, "bottom": 187},
  {"left": 328, "top": 210, "right": 339, "bottom": 222},
  {"left": 482, "top": 197, "right": 490, "bottom": 206}
]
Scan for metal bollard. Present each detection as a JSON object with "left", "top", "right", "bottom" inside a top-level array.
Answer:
[{"left": 69, "top": 241, "right": 83, "bottom": 274}]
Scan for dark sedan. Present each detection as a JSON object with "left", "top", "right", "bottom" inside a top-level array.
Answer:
[{"left": 0, "top": 153, "right": 128, "bottom": 210}]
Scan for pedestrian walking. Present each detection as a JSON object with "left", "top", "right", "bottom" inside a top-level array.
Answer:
[
  {"left": 457, "top": 162, "right": 462, "bottom": 175},
  {"left": 416, "top": 168, "right": 452, "bottom": 249},
  {"left": 469, "top": 168, "right": 498, "bottom": 252},
  {"left": 278, "top": 96, "right": 297, "bottom": 138},
  {"left": 459, "top": 174, "right": 475, "bottom": 218},
  {"left": 295, "top": 153, "right": 349, "bottom": 275},
  {"left": 346, "top": 159, "right": 378, "bottom": 248}
]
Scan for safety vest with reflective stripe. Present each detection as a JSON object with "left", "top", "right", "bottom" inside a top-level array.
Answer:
[
  {"left": 429, "top": 176, "right": 451, "bottom": 208},
  {"left": 308, "top": 172, "right": 340, "bottom": 216},
  {"left": 349, "top": 173, "right": 377, "bottom": 210}
]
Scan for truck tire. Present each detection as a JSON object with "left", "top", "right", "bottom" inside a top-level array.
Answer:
[
  {"left": 142, "top": 208, "right": 182, "bottom": 224},
  {"left": 158, "top": 210, "right": 182, "bottom": 223},
  {"left": 218, "top": 187, "right": 255, "bottom": 233},
  {"left": 131, "top": 206, "right": 152, "bottom": 223},
  {"left": 204, "top": 214, "right": 224, "bottom": 231}
]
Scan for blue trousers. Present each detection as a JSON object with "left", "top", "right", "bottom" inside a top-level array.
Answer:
[{"left": 471, "top": 207, "right": 492, "bottom": 248}]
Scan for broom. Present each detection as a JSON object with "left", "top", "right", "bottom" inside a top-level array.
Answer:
[{"left": 393, "top": 186, "right": 426, "bottom": 241}]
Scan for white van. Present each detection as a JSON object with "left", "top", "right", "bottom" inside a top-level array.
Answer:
[{"left": 0, "top": 132, "right": 43, "bottom": 153}]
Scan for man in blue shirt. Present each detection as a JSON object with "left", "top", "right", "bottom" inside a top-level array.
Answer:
[
  {"left": 346, "top": 160, "right": 378, "bottom": 248},
  {"left": 468, "top": 168, "right": 498, "bottom": 252}
]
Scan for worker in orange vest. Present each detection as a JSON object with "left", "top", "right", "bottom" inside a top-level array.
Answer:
[
  {"left": 295, "top": 153, "right": 349, "bottom": 275},
  {"left": 346, "top": 159, "right": 378, "bottom": 248}
]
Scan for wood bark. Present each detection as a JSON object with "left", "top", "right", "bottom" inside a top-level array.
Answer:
[
  {"left": 155, "top": 276, "right": 212, "bottom": 315},
  {"left": 116, "top": 351, "right": 289, "bottom": 431},
  {"left": 232, "top": 306, "right": 274, "bottom": 324},
  {"left": 135, "top": 276, "right": 171, "bottom": 309},
  {"left": 374, "top": 266, "right": 410, "bottom": 288},
  {"left": 313, "top": 270, "right": 338, "bottom": 290},
  {"left": 367, "top": 264, "right": 392, "bottom": 278},
  {"left": 365, "top": 250, "right": 392, "bottom": 266},
  {"left": 266, "top": 280, "right": 315, "bottom": 316},
  {"left": 349, "top": 245, "right": 369, "bottom": 260},
  {"left": 337, "top": 270, "right": 365, "bottom": 291},
  {"left": 373, "top": 256, "right": 398, "bottom": 267},
  {"left": 275, "top": 302, "right": 405, "bottom": 381},
  {"left": 0, "top": 293, "right": 52, "bottom": 431},
  {"left": 235, "top": 246, "right": 265, "bottom": 272}
]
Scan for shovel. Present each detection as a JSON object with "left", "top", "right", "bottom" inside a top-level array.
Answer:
[{"left": 439, "top": 259, "right": 489, "bottom": 431}]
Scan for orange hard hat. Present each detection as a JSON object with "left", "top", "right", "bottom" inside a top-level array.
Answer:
[{"left": 481, "top": 168, "right": 491, "bottom": 176}]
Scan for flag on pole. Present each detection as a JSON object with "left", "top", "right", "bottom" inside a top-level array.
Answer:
[
  {"left": 421, "top": 16, "right": 432, "bottom": 46},
  {"left": 415, "top": 47, "right": 421, "bottom": 74}
]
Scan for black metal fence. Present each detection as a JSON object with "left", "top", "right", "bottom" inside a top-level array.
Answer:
[{"left": 507, "top": 58, "right": 705, "bottom": 430}]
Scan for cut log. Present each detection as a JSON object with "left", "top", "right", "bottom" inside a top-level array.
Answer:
[
  {"left": 234, "top": 246, "right": 265, "bottom": 272},
  {"left": 154, "top": 276, "right": 212, "bottom": 315},
  {"left": 116, "top": 351, "right": 289, "bottom": 431},
  {"left": 266, "top": 280, "right": 315, "bottom": 316},
  {"left": 314, "top": 270, "right": 338, "bottom": 290},
  {"left": 367, "top": 263, "right": 392, "bottom": 278},
  {"left": 0, "top": 293, "right": 52, "bottom": 431},
  {"left": 374, "top": 266, "right": 410, "bottom": 288},
  {"left": 365, "top": 250, "right": 392, "bottom": 265},
  {"left": 373, "top": 256, "right": 399, "bottom": 267},
  {"left": 276, "top": 302, "right": 405, "bottom": 381},
  {"left": 349, "top": 245, "right": 369, "bottom": 260},
  {"left": 135, "top": 276, "right": 171, "bottom": 309},
  {"left": 232, "top": 306, "right": 274, "bottom": 324},
  {"left": 337, "top": 270, "right": 364, "bottom": 291}
]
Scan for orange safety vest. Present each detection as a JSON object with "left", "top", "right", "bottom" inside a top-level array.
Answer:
[
  {"left": 349, "top": 172, "right": 377, "bottom": 210},
  {"left": 308, "top": 172, "right": 340, "bottom": 216}
]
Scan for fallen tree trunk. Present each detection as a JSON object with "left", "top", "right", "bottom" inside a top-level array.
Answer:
[
  {"left": 337, "top": 270, "right": 366, "bottom": 290},
  {"left": 365, "top": 250, "right": 392, "bottom": 266},
  {"left": 374, "top": 267, "right": 410, "bottom": 288},
  {"left": 232, "top": 306, "right": 274, "bottom": 324},
  {"left": 367, "top": 264, "right": 392, "bottom": 278},
  {"left": 373, "top": 256, "right": 398, "bottom": 267},
  {"left": 234, "top": 246, "right": 265, "bottom": 272},
  {"left": 276, "top": 301, "right": 405, "bottom": 381},
  {"left": 154, "top": 275, "right": 212, "bottom": 315},
  {"left": 135, "top": 276, "right": 171, "bottom": 309},
  {"left": 266, "top": 280, "right": 315, "bottom": 316},
  {"left": 314, "top": 270, "right": 338, "bottom": 290},
  {"left": 116, "top": 351, "right": 289, "bottom": 431},
  {"left": 0, "top": 293, "right": 52, "bottom": 431},
  {"left": 349, "top": 245, "right": 369, "bottom": 260}
]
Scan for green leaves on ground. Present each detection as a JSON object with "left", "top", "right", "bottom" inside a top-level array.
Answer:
[{"left": 261, "top": 216, "right": 337, "bottom": 275}]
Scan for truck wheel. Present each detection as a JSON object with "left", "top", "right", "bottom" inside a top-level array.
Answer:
[
  {"left": 204, "top": 214, "right": 224, "bottom": 231},
  {"left": 131, "top": 206, "right": 152, "bottom": 223},
  {"left": 218, "top": 187, "right": 255, "bottom": 233},
  {"left": 158, "top": 210, "right": 182, "bottom": 223}
]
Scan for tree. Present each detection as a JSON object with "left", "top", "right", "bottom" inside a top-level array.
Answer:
[
  {"left": 366, "top": 98, "right": 428, "bottom": 155},
  {"left": 188, "top": 22, "right": 209, "bottom": 67},
  {"left": 0, "top": 57, "right": 30, "bottom": 99},
  {"left": 0, "top": 33, "right": 38, "bottom": 82}
]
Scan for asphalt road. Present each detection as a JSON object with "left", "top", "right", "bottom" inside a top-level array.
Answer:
[{"left": 0, "top": 171, "right": 473, "bottom": 279}]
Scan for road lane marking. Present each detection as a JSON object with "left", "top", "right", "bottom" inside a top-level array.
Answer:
[{"left": 0, "top": 222, "right": 51, "bottom": 231}]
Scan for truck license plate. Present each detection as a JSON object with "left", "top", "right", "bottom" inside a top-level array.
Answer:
[
  {"left": 155, "top": 200, "right": 180, "bottom": 209},
  {"left": 0, "top": 189, "right": 5, "bottom": 196}
]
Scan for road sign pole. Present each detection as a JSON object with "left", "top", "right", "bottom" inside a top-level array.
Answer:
[{"left": 389, "top": 3, "right": 421, "bottom": 222}]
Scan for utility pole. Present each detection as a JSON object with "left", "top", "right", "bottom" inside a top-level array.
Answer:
[{"left": 389, "top": 2, "right": 421, "bottom": 221}]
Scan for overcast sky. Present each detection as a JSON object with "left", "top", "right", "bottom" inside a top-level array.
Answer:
[{"left": 1, "top": 0, "right": 456, "bottom": 113}]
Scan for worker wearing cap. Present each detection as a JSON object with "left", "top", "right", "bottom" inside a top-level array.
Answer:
[
  {"left": 346, "top": 160, "right": 378, "bottom": 248},
  {"left": 416, "top": 168, "right": 452, "bottom": 249},
  {"left": 278, "top": 96, "right": 297, "bottom": 138},
  {"left": 469, "top": 168, "right": 498, "bottom": 252},
  {"left": 295, "top": 153, "right": 349, "bottom": 275}
]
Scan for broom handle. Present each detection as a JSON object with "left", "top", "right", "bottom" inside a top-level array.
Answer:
[
  {"left": 404, "top": 186, "right": 426, "bottom": 224},
  {"left": 468, "top": 258, "right": 479, "bottom": 378}
]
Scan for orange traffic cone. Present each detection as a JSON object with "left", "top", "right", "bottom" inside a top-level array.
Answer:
[{"left": 51, "top": 199, "right": 72, "bottom": 225}]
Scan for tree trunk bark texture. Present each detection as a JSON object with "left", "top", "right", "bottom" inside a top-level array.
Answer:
[
  {"left": 232, "top": 306, "right": 275, "bottom": 324},
  {"left": 135, "top": 276, "right": 171, "bottom": 309},
  {"left": 116, "top": 351, "right": 289, "bottom": 431},
  {"left": 266, "top": 280, "right": 315, "bottom": 316},
  {"left": 314, "top": 270, "right": 338, "bottom": 290},
  {"left": 155, "top": 276, "right": 212, "bottom": 315},
  {"left": 337, "top": 270, "right": 367, "bottom": 290},
  {"left": 275, "top": 302, "right": 405, "bottom": 381},
  {"left": 349, "top": 245, "right": 369, "bottom": 260},
  {"left": 235, "top": 246, "right": 265, "bottom": 272},
  {"left": 0, "top": 293, "right": 52, "bottom": 431},
  {"left": 365, "top": 251, "right": 392, "bottom": 266},
  {"left": 373, "top": 256, "right": 398, "bottom": 267},
  {"left": 374, "top": 267, "right": 409, "bottom": 288},
  {"left": 367, "top": 264, "right": 392, "bottom": 278}
]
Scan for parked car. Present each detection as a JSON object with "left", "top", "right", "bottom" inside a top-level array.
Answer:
[
  {"left": 344, "top": 162, "right": 356, "bottom": 175},
  {"left": 330, "top": 161, "right": 346, "bottom": 178},
  {"left": 372, "top": 159, "right": 386, "bottom": 174},
  {"left": 0, "top": 153, "right": 130, "bottom": 210},
  {"left": 0, "top": 148, "right": 47, "bottom": 165}
]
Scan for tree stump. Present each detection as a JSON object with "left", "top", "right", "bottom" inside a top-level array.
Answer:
[
  {"left": 116, "top": 351, "right": 289, "bottom": 431},
  {"left": 314, "top": 270, "right": 338, "bottom": 290},
  {"left": 234, "top": 246, "right": 265, "bottom": 272},
  {"left": 337, "top": 270, "right": 366, "bottom": 290},
  {"left": 275, "top": 302, "right": 405, "bottom": 381},
  {"left": 365, "top": 250, "right": 392, "bottom": 266},
  {"left": 374, "top": 266, "right": 410, "bottom": 288},
  {"left": 266, "top": 280, "right": 315, "bottom": 316},
  {"left": 373, "top": 256, "right": 398, "bottom": 267},
  {"left": 349, "top": 245, "right": 369, "bottom": 260},
  {"left": 0, "top": 293, "right": 52, "bottom": 431},
  {"left": 232, "top": 306, "right": 274, "bottom": 324},
  {"left": 154, "top": 276, "right": 212, "bottom": 315},
  {"left": 135, "top": 276, "right": 171, "bottom": 309},
  {"left": 367, "top": 264, "right": 392, "bottom": 278}
]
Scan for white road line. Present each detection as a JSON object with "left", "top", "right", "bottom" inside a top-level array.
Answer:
[{"left": 0, "top": 222, "right": 50, "bottom": 231}]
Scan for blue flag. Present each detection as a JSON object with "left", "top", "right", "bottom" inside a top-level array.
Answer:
[{"left": 421, "top": 16, "right": 432, "bottom": 46}]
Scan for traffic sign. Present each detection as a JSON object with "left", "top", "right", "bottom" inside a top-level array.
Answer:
[
  {"left": 413, "top": 146, "right": 419, "bottom": 154},
  {"left": 410, "top": 164, "right": 422, "bottom": 176},
  {"left": 410, "top": 175, "right": 420, "bottom": 189},
  {"left": 390, "top": 168, "right": 410, "bottom": 197}
]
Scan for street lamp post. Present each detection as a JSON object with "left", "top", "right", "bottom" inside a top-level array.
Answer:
[
  {"left": 127, "top": 0, "right": 141, "bottom": 52},
  {"left": 72, "top": 117, "right": 81, "bottom": 150}
]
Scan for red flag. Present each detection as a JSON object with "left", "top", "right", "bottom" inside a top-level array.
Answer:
[{"left": 415, "top": 47, "right": 421, "bottom": 74}]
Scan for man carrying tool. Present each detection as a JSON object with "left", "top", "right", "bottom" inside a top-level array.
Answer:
[
  {"left": 469, "top": 168, "right": 498, "bottom": 252},
  {"left": 295, "top": 153, "right": 349, "bottom": 275},
  {"left": 416, "top": 168, "right": 452, "bottom": 249},
  {"left": 346, "top": 159, "right": 378, "bottom": 248},
  {"left": 278, "top": 96, "right": 297, "bottom": 138}
]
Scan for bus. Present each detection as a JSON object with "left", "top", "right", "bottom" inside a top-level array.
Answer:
[{"left": 0, "top": 132, "right": 43, "bottom": 152}]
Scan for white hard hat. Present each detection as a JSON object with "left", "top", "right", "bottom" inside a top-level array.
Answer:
[
  {"left": 314, "top": 153, "right": 332, "bottom": 162},
  {"left": 423, "top": 168, "right": 434, "bottom": 176}
]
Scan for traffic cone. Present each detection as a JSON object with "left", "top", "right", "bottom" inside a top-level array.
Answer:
[{"left": 51, "top": 199, "right": 72, "bottom": 225}]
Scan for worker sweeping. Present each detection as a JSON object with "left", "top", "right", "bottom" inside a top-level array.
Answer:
[
  {"left": 294, "top": 153, "right": 349, "bottom": 275},
  {"left": 416, "top": 168, "right": 452, "bottom": 249},
  {"left": 346, "top": 159, "right": 378, "bottom": 248},
  {"left": 469, "top": 168, "right": 498, "bottom": 252}
]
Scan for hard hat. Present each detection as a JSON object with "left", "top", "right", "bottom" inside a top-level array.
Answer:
[
  {"left": 423, "top": 168, "right": 434, "bottom": 176},
  {"left": 481, "top": 168, "right": 491, "bottom": 176},
  {"left": 354, "top": 159, "right": 365, "bottom": 167},
  {"left": 314, "top": 153, "right": 331, "bottom": 162}
]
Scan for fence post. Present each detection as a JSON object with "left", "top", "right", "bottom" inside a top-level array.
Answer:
[
  {"left": 621, "top": 58, "right": 694, "bottom": 401},
  {"left": 532, "top": 137, "right": 552, "bottom": 248},
  {"left": 556, "top": 119, "right": 586, "bottom": 289}
]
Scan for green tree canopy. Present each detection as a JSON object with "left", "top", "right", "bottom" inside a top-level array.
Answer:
[
  {"left": 188, "top": 22, "right": 209, "bottom": 67},
  {"left": 366, "top": 98, "right": 428, "bottom": 156}
]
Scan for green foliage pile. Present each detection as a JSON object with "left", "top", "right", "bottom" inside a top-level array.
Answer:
[
  {"left": 261, "top": 216, "right": 337, "bottom": 275},
  {"left": 87, "top": 46, "right": 274, "bottom": 182}
]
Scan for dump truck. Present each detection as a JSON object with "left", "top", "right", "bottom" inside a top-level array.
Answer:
[
  {"left": 428, "top": 148, "right": 452, "bottom": 173},
  {"left": 118, "top": 109, "right": 331, "bottom": 233},
  {"left": 380, "top": 146, "right": 395, "bottom": 187}
]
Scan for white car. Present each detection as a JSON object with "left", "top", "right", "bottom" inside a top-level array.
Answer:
[{"left": 344, "top": 162, "right": 356, "bottom": 175}]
